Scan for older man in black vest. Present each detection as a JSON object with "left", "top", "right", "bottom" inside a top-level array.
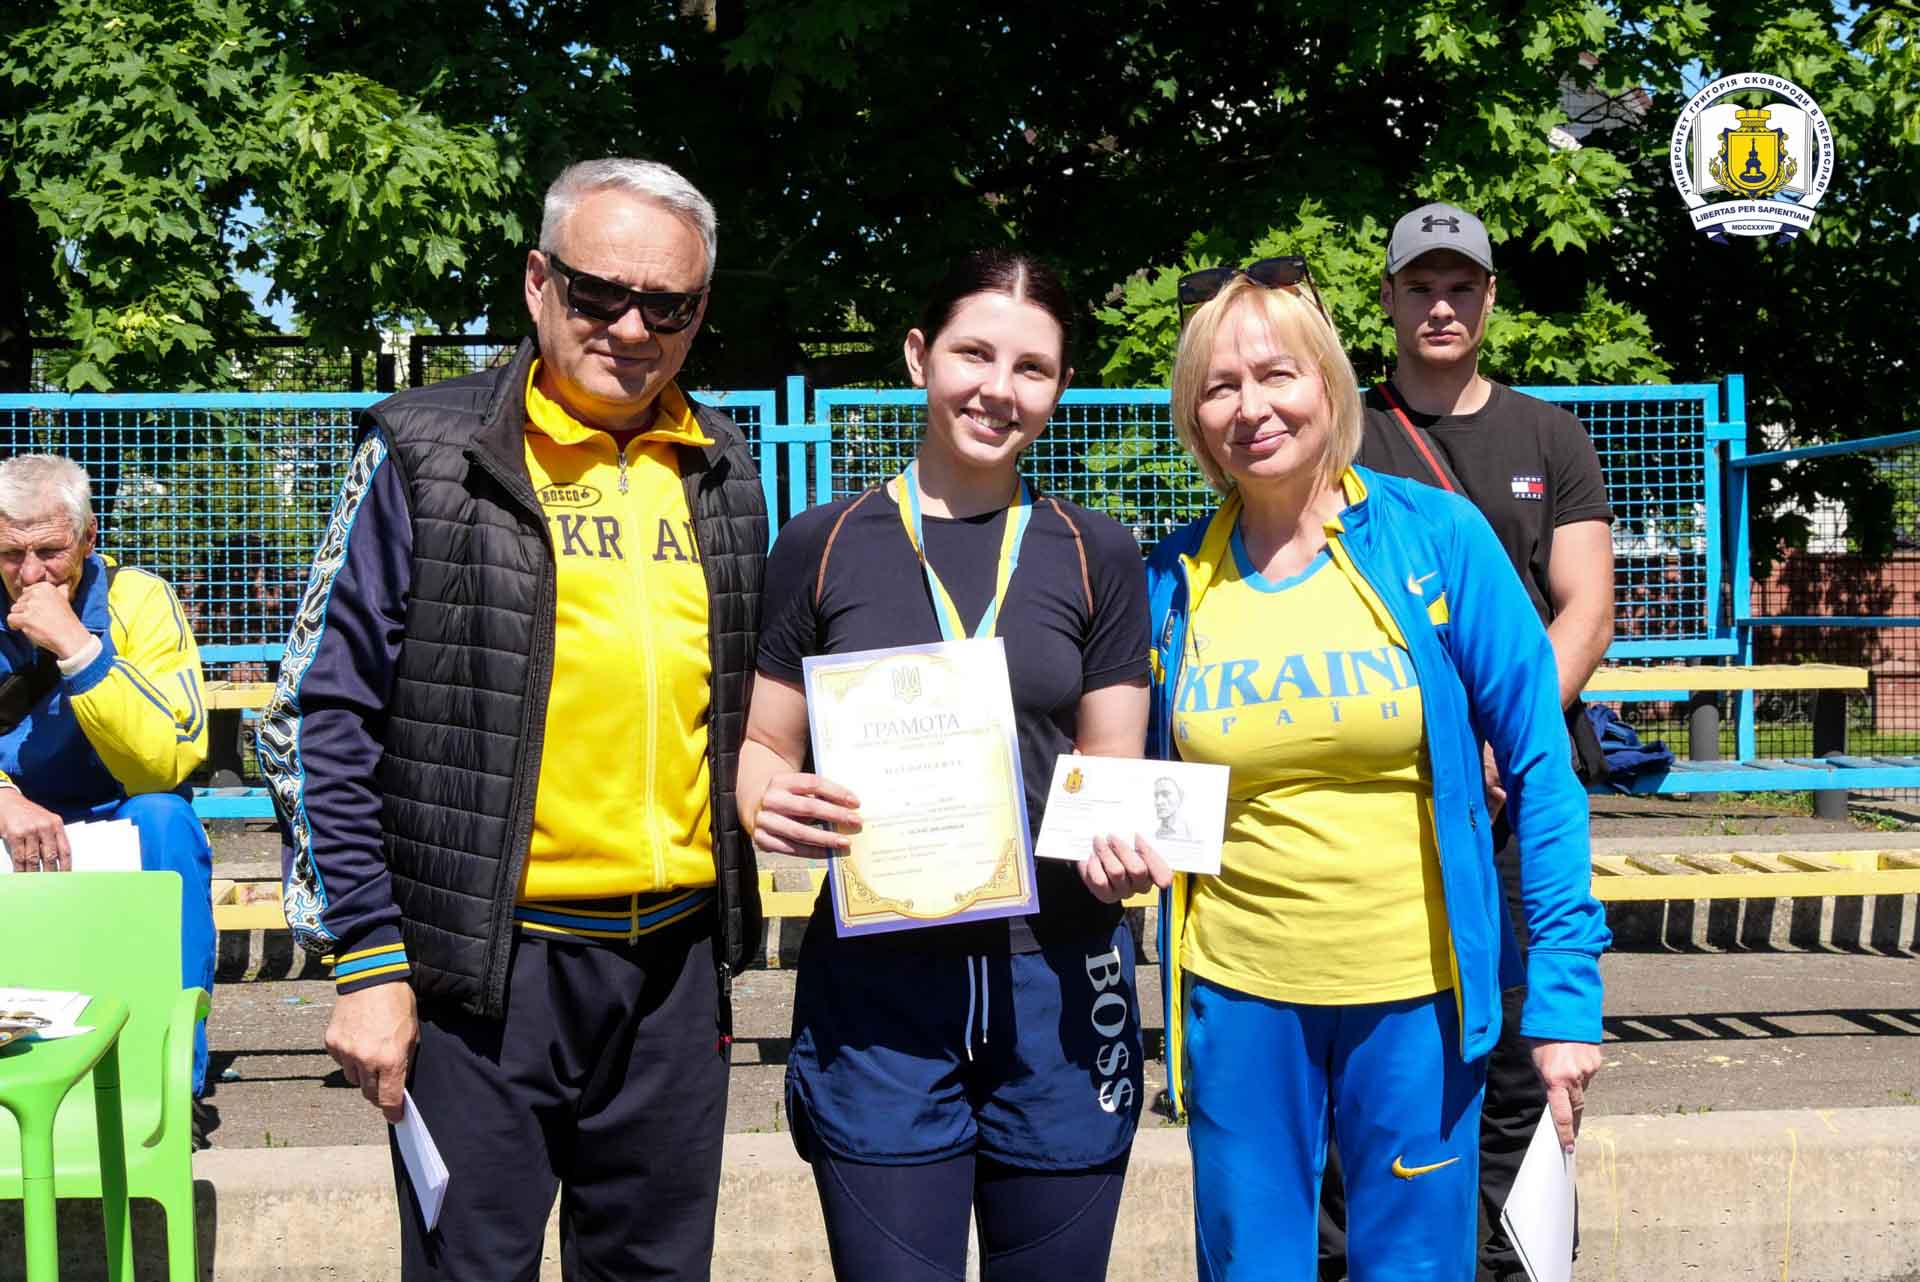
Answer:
[{"left": 264, "top": 158, "right": 765, "bottom": 1280}]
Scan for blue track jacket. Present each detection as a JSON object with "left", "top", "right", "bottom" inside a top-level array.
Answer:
[
  {"left": 1148, "top": 467, "right": 1609, "bottom": 1115},
  {"left": 0, "top": 554, "right": 207, "bottom": 808}
]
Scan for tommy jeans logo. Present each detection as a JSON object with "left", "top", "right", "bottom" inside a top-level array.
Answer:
[
  {"left": 1510, "top": 475, "right": 1546, "bottom": 501},
  {"left": 1422, "top": 215, "right": 1461, "bottom": 234}
]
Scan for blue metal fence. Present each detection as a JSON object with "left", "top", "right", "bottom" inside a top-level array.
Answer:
[
  {"left": 1729, "top": 428, "right": 1920, "bottom": 773},
  {"left": 0, "top": 377, "right": 1743, "bottom": 684}
]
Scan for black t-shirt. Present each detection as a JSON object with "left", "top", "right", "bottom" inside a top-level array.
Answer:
[
  {"left": 758, "top": 484, "right": 1151, "bottom": 951},
  {"left": 1357, "top": 381, "right": 1614, "bottom": 625}
]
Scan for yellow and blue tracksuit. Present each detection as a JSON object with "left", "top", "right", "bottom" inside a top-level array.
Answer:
[
  {"left": 267, "top": 368, "right": 721, "bottom": 991},
  {"left": 1146, "top": 468, "right": 1608, "bottom": 1280},
  {"left": 262, "top": 363, "right": 742, "bottom": 1277},
  {"left": 0, "top": 553, "right": 214, "bottom": 1092}
]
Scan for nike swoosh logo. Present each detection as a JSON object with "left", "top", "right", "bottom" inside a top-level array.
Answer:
[
  {"left": 1391, "top": 1155, "right": 1461, "bottom": 1179},
  {"left": 1405, "top": 570, "right": 1439, "bottom": 595}
]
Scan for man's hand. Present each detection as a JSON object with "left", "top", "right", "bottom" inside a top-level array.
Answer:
[
  {"left": 1529, "top": 1039, "right": 1603, "bottom": 1152},
  {"left": 8, "top": 581, "right": 92, "bottom": 660},
  {"left": 1481, "top": 742, "right": 1507, "bottom": 820},
  {"left": 325, "top": 983, "right": 418, "bottom": 1123},
  {"left": 0, "top": 788, "right": 70, "bottom": 871}
]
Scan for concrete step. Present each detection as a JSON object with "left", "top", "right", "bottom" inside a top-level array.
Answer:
[{"left": 3, "top": 1110, "right": 1916, "bottom": 1280}]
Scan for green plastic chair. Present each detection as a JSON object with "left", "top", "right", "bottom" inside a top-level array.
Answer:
[{"left": 0, "top": 872, "right": 210, "bottom": 1278}]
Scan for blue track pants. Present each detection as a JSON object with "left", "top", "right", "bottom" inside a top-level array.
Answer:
[
  {"left": 1186, "top": 979, "right": 1485, "bottom": 1282},
  {"left": 64, "top": 791, "right": 214, "bottom": 1095}
]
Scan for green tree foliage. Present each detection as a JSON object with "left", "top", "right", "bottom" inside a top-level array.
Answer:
[
  {"left": 1592, "top": 1, "right": 1920, "bottom": 559},
  {"left": 0, "top": 0, "right": 1913, "bottom": 557},
  {"left": 1, "top": 0, "right": 522, "bottom": 389}
]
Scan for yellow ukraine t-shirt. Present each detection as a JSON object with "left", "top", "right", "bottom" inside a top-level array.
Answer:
[
  {"left": 1172, "top": 518, "right": 1452, "bottom": 1006},
  {"left": 518, "top": 366, "right": 716, "bottom": 900}
]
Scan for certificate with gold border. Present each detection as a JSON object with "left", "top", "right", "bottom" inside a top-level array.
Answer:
[{"left": 802, "top": 638, "right": 1037, "bottom": 937}]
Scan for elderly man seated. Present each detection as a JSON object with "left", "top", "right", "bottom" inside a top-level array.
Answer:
[{"left": 0, "top": 454, "right": 215, "bottom": 1128}]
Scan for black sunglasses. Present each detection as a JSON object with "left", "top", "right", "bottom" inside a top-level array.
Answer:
[
  {"left": 1177, "top": 256, "right": 1329, "bottom": 323},
  {"left": 542, "top": 252, "right": 706, "bottom": 334}
]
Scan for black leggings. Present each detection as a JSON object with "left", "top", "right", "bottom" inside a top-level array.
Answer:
[{"left": 812, "top": 1149, "right": 1130, "bottom": 1282}]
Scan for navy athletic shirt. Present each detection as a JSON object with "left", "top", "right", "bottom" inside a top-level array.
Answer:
[{"left": 757, "top": 483, "right": 1151, "bottom": 952}]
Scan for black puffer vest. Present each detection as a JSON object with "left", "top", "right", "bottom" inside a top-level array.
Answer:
[{"left": 365, "top": 338, "right": 765, "bottom": 1017}]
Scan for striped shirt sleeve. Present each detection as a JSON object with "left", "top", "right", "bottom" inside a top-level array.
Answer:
[{"left": 259, "top": 431, "right": 415, "bottom": 992}]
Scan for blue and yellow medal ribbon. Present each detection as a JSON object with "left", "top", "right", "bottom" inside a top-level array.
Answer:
[{"left": 887, "top": 460, "right": 1033, "bottom": 641}]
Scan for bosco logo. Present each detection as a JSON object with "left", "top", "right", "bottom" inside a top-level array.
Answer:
[{"left": 537, "top": 482, "right": 601, "bottom": 509}]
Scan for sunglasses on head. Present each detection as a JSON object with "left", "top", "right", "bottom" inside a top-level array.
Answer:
[
  {"left": 1176, "top": 256, "right": 1329, "bottom": 323},
  {"left": 542, "top": 252, "right": 706, "bottom": 334}
]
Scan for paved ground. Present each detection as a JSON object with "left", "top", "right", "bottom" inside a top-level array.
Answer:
[{"left": 193, "top": 794, "right": 1920, "bottom": 1151}]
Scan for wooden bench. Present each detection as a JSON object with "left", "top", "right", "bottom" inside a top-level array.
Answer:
[
  {"left": 211, "top": 869, "right": 1161, "bottom": 951},
  {"left": 197, "top": 680, "right": 276, "bottom": 820},
  {"left": 218, "top": 857, "right": 1920, "bottom": 950},
  {"left": 1584, "top": 662, "right": 1867, "bottom": 696},
  {"left": 1591, "top": 849, "right": 1920, "bottom": 900},
  {"left": 1579, "top": 663, "right": 1920, "bottom": 804}
]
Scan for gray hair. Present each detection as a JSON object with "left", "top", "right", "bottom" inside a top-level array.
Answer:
[
  {"left": 539, "top": 159, "right": 718, "bottom": 285},
  {"left": 0, "top": 455, "right": 92, "bottom": 539}
]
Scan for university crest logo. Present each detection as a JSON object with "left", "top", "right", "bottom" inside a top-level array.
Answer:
[
  {"left": 1670, "top": 73, "right": 1833, "bottom": 243},
  {"left": 1063, "top": 767, "right": 1084, "bottom": 795}
]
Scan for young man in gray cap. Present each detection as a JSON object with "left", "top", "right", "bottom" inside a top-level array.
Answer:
[{"left": 1333, "top": 200, "right": 1615, "bottom": 1282}]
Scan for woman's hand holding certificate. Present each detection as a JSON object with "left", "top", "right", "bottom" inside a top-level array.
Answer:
[
  {"left": 802, "top": 638, "right": 1039, "bottom": 937},
  {"left": 748, "top": 771, "right": 862, "bottom": 859},
  {"left": 1078, "top": 833, "right": 1175, "bottom": 904},
  {"left": 1033, "top": 754, "right": 1229, "bottom": 889}
]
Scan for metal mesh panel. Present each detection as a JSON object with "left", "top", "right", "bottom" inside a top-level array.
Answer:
[
  {"left": 822, "top": 391, "right": 1215, "bottom": 552},
  {"left": 1540, "top": 390, "right": 1714, "bottom": 649},
  {"left": 0, "top": 380, "right": 1736, "bottom": 674},
  {"left": 406, "top": 337, "right": 518, "bottom": 389},
  {"left": 0, "top": 400, "right": 370, "bottom": 676},
  {"left": 702, "top": 394, "right": 765, "bottom": 454},
  {"left": 824, "top": 396, "right": 922, "bottom": 500},
  {"left": 28, "top": 342, "right": 73, "bottom": 393},
  {"left": 1739, "top": 438, "right": 1920, "bottom": 797},
  {"left": 231, "top": 341, "right": 370, "bottom": 392},
  {"left": 30, "top": 338, "right": 378, "bottom": 392},
  {"left": 1602, "top": 436, "right": 1920, "bottom": 800}
]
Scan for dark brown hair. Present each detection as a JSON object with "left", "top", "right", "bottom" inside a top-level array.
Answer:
[{"left": 917, "top": 250, "right": 1077, "bottom": 368}]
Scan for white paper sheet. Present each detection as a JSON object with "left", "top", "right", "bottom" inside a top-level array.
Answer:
[
  {"left": 0, "top": 818, "right": 141, "bottom": 873},
  {"left": 1031, "top": 754, "right": 1228, "bottom": 875},
  {"left": 1500, "top": 1111, "right": 1577, "bottom": 1282},
  {"left": 395, "top": 1090, "right": 450, "bottom": 1231},
  {"left": 0, "top": 987, "right": 93, "bottom": 1040}
]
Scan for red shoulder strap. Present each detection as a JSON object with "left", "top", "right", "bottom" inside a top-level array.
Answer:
[{"left": 1376, "top": 383, "right": 1456, "bottom": 494}]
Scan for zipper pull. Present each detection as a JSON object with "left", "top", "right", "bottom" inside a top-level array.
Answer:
[
  {"left": 617, "top": 446, "right": 630, "bottom": 495},
  {"left": 716, "top": 960, "right": 735, "bottom": 1057}
]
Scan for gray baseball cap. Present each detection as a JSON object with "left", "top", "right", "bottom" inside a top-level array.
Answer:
[{"left": 1386, "top": 202, "right": 1494, "bottom": 274}]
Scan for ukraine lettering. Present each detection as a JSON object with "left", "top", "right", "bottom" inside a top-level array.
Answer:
[
  {"left": 542, "top": 513, "right": 701, "bottom": 564},
  {"left": 1176, "top": 647, "right": 1417, "bottom": 713},
  {"left": 548, "top": 513, "right": 628, "bottom": 560},
  {"left": 654, "top": 518, "right": 702, "bottom": 563}
]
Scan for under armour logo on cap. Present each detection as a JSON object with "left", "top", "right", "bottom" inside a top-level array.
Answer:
[{"left": 1386, "top": 202, "right": 1494, "bottom": 274}]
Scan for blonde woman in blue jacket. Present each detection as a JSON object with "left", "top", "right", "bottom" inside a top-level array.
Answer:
[{"left": 1080, "top": 269, "right": 1608, "bottom": 1281}]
